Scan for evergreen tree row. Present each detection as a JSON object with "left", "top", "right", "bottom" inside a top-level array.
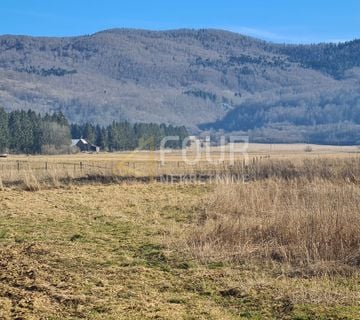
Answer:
[
  {"left": 0, "top": 108, "right": 71, "bottom": 154},
  {"left": 71, "top": 122, "right": 188, "bottom": 151},
  {"left": 0, "top": 108, "right": 189, "bottom": 154}
]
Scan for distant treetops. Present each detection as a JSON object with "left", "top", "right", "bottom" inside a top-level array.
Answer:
[
  {"left": 0, "top": 108, "right": 188, "bottom": 154},
  {"left": 70, "top": 121, "right": 188, "bottom": 151}
]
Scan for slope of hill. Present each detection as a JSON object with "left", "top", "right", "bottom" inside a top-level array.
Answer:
[{"left": 0, "top": 28, "right": 359, "bottom": 142}]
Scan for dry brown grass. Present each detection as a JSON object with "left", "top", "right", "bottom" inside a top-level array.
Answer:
[
  {"left": 0, "top": 151, "right": 360, "bottom": 318},
  {"left": 229, "top": 157, "right": 360, "bottom": 183},
  {"left": 1, "top": 151, "right": 360, "bottom": 190},
  {"left": 0, "top": 179, "right": 359, "bottom": 318},
  {"left": 188, "top": 177, "right": 360, "bottom": 274}
]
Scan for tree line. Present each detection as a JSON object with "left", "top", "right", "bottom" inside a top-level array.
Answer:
[
  {"left": 71, "top": 122, "right": 188, "bottom": 151},
  {"left": 0, "top": 108, "right": 189, "bottom": 154},
  {"left": 0, "top": 108, "right": 71, "bottom": 154}
]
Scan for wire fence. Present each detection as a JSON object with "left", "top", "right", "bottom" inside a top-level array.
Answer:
[
  {"left": 0, "top": 157, "right": 270, "bottom": 172},
  {"left": 1, "top": 155, "right": 360, "bottom": 189},
  {"left": 0, "top": 156, "right": 276, "bottom": 188}
]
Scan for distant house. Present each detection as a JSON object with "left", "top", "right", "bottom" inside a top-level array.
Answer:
[
  {"left": 71, "top": 139, "right": 100, "bottom": 153},
  {"left": 71, "top": 139, "right": 89, "bottom": 152}
]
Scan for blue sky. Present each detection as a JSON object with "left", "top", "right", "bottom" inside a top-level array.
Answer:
[{"left": 0, "top": 0, "right": 359, "bottom": 43}]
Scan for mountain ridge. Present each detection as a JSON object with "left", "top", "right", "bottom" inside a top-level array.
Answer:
[{"left": 0, "top": 28, "right": 359, "bottom": 143}]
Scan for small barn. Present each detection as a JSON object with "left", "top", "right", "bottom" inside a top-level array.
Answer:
[
  {"left": 71, "top": 139, "right": 100, "bottom": 153},
  {"left": 72, "top": 139, "right": 89, "bottom": 152}
]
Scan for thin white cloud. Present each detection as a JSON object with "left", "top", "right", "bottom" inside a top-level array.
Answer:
[
  {"left": 224, "top": 26, "right": 354, "bottom": 44},
  {"left": 225, "top": 26, "right": 359, "bottom": 44},
  {"left": 231, "top": 27, "right": 285, "bottom": 41}
]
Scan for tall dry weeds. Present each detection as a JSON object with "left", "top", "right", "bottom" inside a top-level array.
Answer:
[
  {"left": 189, "top": 178, "right": 360, "bottom": 273},
  {"left": 21, "top": 170, "right": 41, "bottom": 191}
]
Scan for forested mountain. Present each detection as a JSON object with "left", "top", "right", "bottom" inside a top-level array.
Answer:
[
  {"left": 0, "top": 28, "right": 360, "bottom": 144},
  {"left": 278, "top": 40, "right": 360, "bottom": 78}
]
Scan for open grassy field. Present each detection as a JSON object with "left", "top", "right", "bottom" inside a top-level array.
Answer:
[
  {"left": 0, "top": 146, "right": 359, "bottom": 319},
  {"left": 0, "top": 143, "right": 359, "bottom": 189},
  {"left": 2, "top": 143, "right": 359, "bottom": 163}
]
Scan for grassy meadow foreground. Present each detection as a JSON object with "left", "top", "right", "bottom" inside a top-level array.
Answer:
[{"left": 0, "top": 146, "right": 359, "bottom": 319}]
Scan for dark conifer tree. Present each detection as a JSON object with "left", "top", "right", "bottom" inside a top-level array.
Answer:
[{"left": 0, "top": 108, "right": 9, "bottom": 152}]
